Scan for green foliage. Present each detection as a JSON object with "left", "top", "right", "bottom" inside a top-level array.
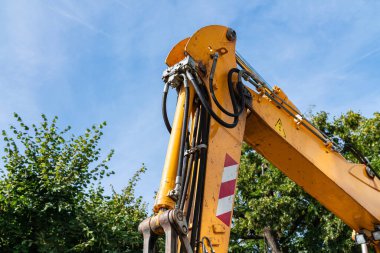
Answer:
[
  {"left": 74, "top": 167, "right": 147, "bottom": 252},
  {"left": 0, "top": 114, "right": 147, "bottom": 252},
  {"left": 231, "top": 110, "right": 380, "bottom": 252},
  {"left": 313, "top": 111, "right": 380, "bottom": 173}
]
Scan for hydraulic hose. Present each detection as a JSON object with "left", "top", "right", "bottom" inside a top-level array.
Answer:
[
  {"left": 209, "top": 54, "right": 244, "bottom": 118},
  {"left": 228, "top": 68, "right": 246, "bottom": 116},
  {"left": 180, "top": 107, "right": 200, "bottom": 210},
  {"left": 190, "top": 103, "right": 210, "bottom": 249},
  {"left": 162, "top": 83, "right": 172, "bottom": 133},
  {"left": 344, "top": 143, "right": 380, "bottom": 179},
  {"left": 194, "top": 104, "right": 210, "bottom": 249},
  {"left": 186, "top": 70, "right": 239, "bottom": 128}
]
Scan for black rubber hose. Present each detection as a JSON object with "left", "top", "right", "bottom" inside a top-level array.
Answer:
[
  {"left": 162, "top": 83, "right": 172, "bottom": 133},
  {"left": 186, "top": 71, "right": 239, "bottom": 128},
  {"left": 229, "top": 68, "right": 245, "bottom": 116},
  {"left": 185, "top": 104, "right": 205, "bottom": 221},
  {"left": 180, "top": 107, "right": 200, "bottom": 210},
  {"left": 185, "top": 143, "right": 200, "bottom": 224},
  {"left": 187, "top": 106, "right": 205, "bottom": 248},
  {"left": 344, "top": 143, "right": 380, "bottom": 179},
  {"left": 190, "top": 104, "right": 208, "bottom": 249},
  {"left": 195, "top": 103, "right": 210, "bottom": 250},
  {"left": 209, "top": 56, "right": 244, "bottom": 118},
  {"left": 343, "top": 143, "right": 367, "bottom": 163}
]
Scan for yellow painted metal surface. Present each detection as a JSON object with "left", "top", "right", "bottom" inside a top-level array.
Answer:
[
  {"left": 184, "top": 25, "right": 246, "bottom": 253},
  {"left": 154, "top": 25, "right": 380, "bottom": 251},
  {"left": 166, "top": 38, "right": 189, "bottom": 67},
  {"left": 243, "top": 87, "right": 380, "bottom": 233},
  {"left": 154, "top": 85, "right": 195, "bottom": 212}
]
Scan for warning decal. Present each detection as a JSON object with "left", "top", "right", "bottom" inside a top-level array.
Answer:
[
  {"left": 216, "top": 154, "right": 239, "bottom": 226},
  {"left": 275, "top": 118, "right": 286, "bottom": 138}
]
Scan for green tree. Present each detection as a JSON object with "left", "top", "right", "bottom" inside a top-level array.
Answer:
[
  {"left": 0, "top": 114, "right": 147, "bottom": 252},
  {"left": 76, "top": 167, "right": 147, "bottom": 252},
  {"left": 230, "top": 111, "right": 380, "bottom": 252}
]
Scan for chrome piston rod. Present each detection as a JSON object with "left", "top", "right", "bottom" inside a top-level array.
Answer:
[{"left": 235, "top": 51, "right": 272, "bottom": 91}]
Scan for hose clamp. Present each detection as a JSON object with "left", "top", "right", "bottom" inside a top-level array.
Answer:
[{"left": 185, "top": 144, "right": 208, "bottom": 156}]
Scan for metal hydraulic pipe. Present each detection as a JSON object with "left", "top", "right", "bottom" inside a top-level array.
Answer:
[
  {"left": 235, "top": 51, "right": 272, "bottom": 91},
  {"left": 236, "top": 51, "right": 341, "bottom": 151},
  {"left": 361, "top": 243, "right": 369, "bottom": 253}
]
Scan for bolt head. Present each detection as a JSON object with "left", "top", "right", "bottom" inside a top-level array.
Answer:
[
  {"left": 226, "top": 28, "right": 237, "bottom": 41},
  {"left": 176, "top": 211, "right": 183, "bottom": 221}
]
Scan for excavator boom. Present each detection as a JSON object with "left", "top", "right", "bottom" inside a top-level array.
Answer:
[{"left": 139, "top": 25, "right": 380, "bottom": 252}]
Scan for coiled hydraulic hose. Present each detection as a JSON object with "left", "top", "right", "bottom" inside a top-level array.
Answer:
[
  {"left": 186, "top": 69, "right": 245, "bottom": 128},
  {"left": 209, "top": 53, "right": 246, "bottom": 120}
]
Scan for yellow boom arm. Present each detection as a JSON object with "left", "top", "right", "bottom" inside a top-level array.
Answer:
[{"left": 139, "top": 25, "right": 380, "bottom": 253}]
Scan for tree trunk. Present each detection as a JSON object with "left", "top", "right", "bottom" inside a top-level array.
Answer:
[{"left": 263, "top": 227, "right": 282, "bottom": 253}]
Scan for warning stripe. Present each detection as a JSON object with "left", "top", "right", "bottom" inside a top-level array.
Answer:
[
  {"left": 221, "top": 164, "right": 238, "bottom": 182},
  {"left": 216, "top": 154, "right": 239, "bottom": 226},
  {"left": 216, "top": 195, "right": 234, "bottom": 216},
  {"left": 218, "top": 179, "right": 237, "bottom": 199}
]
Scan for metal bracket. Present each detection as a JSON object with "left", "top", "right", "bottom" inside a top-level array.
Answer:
[
  {"left": 139, "top": 209, "right": 193, "bottom": 253},
  {"left": 294, "top": 114, "right": 303, "bottom": 129},
  {"left": 185, "top": 144, "right": 208, "bottom": 156},
  {"left": 162, "top": 57, "right": 197, "bottom": 88},
  {"left": 242, "top": 85, "right": 253, "bottom": 110},
  {"left": 168, "top": 176, "right": 182, "bottom": 202},
  {"left": 366, "top": 166, "right": 376, "bottom": 179},
  {"left": 138, "top": 217, "right": 159, "bottom": 253},
  {"left": 167, "top": 209, "right": 193, "bottom": 253}
]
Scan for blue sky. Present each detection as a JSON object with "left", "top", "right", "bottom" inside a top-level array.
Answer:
[{"left": 1, "top": 1, "right": 380, "bottom": 210}]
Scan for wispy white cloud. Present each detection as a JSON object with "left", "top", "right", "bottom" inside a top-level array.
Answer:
[
  {"left": 235, "top": 1, "right": 380, "bottom": 118},
  {"left": 335, "top": 47, "right": 380, "bottom": 74},
  {"left": 47, "top": 4, "right": 111, "bottom": 38}
]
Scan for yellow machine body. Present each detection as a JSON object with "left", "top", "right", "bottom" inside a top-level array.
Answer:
[{"left": 151, "top": 25, "right": 380, "bottom": 252}]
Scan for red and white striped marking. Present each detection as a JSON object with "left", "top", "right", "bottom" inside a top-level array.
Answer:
[{"left": 216, "top": 154, "right": 239, "bottom": 226}]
